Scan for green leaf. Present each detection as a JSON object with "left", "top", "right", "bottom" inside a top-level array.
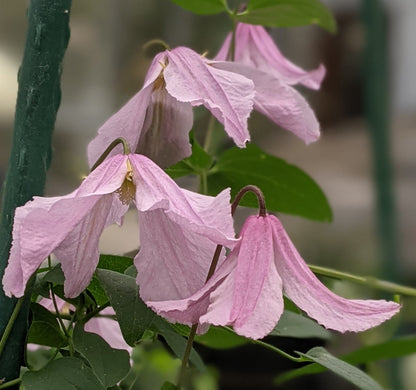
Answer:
[
  {"left": 42, "top": 264, "right": 65, "bottom": 284},
  {"left": 161, "top": 381, "right": 178, "bottom": 390},
  {"left": 281, "top": 347, "right": 383, "bottom": 390},
  {"left": 73, "top": 325, "right": 130, "bottom": 388},
  {"left": 278, "top": 336, "right": 416, "bottom": 384},
  {"left": 156, "top": 321, "right": 206, "bottom": 372},
  {"left": 96, "top": 269, "right": 159, "bottom": 346},
  {"left": 88, "top": 255, "right": 134, "bottom": 305},
  {"left": 166, "top": 137, "right": 213, "bottom": 179},
  {"left": 207, "top": 144, "right": 332, "bottom": 221},
  {"left": 22, "top": 357, "right": 105, "bottom": 390},
  {"left": 168, "top": 0, "right": 227, "bottom": 15},
  {"left": 237, "top": 0, "right": 336, "bottom": 32},
  {"left": 269, "top": 311, "right": 331, "bottom": 339},
  {"left": 27, "top": 302, "right": 68, "bottom": 348},
  {"left": 195, "top": 326, "right": 249, "bottom": 349}
]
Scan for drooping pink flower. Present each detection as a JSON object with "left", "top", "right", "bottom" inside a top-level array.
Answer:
[
  {"left": 215, "top": 23, "right": 325, "bottom": 89},
  {"left": 2, "top": 153, "right": 236, "bottom": 301},
  {"left": 87, "top": 46, "right": 255, "bottom": 169},
  {"left": 214, "top": 23, "right": 325, "bottom": 144},
  {"left": 150, "top": 214, "right": 400, "bottom": 339}
]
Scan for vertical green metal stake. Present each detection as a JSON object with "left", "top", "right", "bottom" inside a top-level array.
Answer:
[
  {"left": 0, "top": 0, "right": 71, "bottom": 383},
  {"left": 361, "top": 0, "right": 400, "bottom": 281},
  {"left": 361, "top": 1, "right": 402, "bottom": 389}
]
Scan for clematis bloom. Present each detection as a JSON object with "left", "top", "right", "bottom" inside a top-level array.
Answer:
[
  {"left": 150, "top": 214, "right": 400, "bottom": 339},
  {"left": 87, "top": 46, "right": 255, "bottom": 168},
  {"left": 2, "top": 153, "right": 236, "bottom": 301},
  {"left": 214, "top": 23, "right": 325, "bottom": 144}
]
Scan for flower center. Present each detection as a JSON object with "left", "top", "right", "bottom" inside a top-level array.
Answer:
[{"left": 116, "top": 160, "right": 136, "bottom": 205}]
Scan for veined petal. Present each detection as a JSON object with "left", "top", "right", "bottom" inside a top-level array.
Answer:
[
  {"left": 129, "top": 154, "right": 236, "bottom": 247},
  {"left": 136, "top": 88, "right": 193, "bottom": 167},
  {"left": 212, "top": 62, "right": 320, "bottom": 144},
  {"left": 200, "top": 216, "right": 284, "bottom": 339},
  {"left": 215, "top": 23, "right": 325, "bottom": 90},
  {"left": 87, "top": 87, "right": 153, "bottom": 168},
  {"left": 140, "top": 237, "right": 234, "bottom": 326},
  {"left": 269, "top": 215, "right": 401, "bottom": 332},
  {"left": 2, "top": 155, "right": 129, "bottom": 298},
  {"left": 164, "top": 46, "right": 255, "bottom": 147}
]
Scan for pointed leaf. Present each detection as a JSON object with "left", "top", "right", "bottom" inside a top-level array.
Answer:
[
  {"left": 22, "top": 357, "right": 105, "bottom": 390},
  {"left": 27, "top": 302, "right": 68, "bottom": 347},
  {"left": 237, "top": 0, "right": 336, "bottom": 32},
  {"left": 207, "top": 144, "right": 332, "bottom": 221},
  {"left": 168, "top": 0, "right": 227, "bottom": 15},
  {"left": 156, "top": 320, "right": 206, "bottom": 372},
  {"left": 269, "top": 310, "right": 331, "bottom": 339},
  {"left": 96, "top": 269, "right": 159, "bottom": 346},
  {"left": 88, "top": 255, "right": 134, "bottom": 305},
  {"left": 73, "top": 325, "right": 130, "bottom": 388},
  {"left": 296, "top": 347, "right": 383, "bottom": 390},
  {"left": 195, "top": 326, "right": 249, "bottom": 349},
  {"left": 278, "top": 336, "right": 416, "bottom": 384}
]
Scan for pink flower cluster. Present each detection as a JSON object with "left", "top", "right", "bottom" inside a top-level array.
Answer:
[{"left": 2, "top": 24, "right": 400, "bottom": 341}]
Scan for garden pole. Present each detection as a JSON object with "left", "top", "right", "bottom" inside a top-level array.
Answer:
[{"left": 0, "top": 0, "right": 71, "bottom": 383}]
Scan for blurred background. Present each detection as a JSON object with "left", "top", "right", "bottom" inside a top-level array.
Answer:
[{"left": 0, "top": 0, "right": 415, "bottom": 389}]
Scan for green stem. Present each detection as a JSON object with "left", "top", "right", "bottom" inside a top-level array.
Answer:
[
  {"left": 177, "top": 323, "right": 198, "bottom": 389},
  {"left": 90, "top": 137, "right": 130, "bottom": 171},
  {"left": 250, "top": 339, "right": 305, "bottom": 363},
  {"left": 309, "top": 264, "right": 416, "bottom": 297},
  {"left": 50, "top": 285, "right": 70, "bottom": 338},
  {"left": 202, "top": 115, "right": 217, "bottom": 153},
  {"left": 0, "top": 378, "right": 22, "bottom": 390},
  {"left": 0, "top": 298, "right": 24, "bottom": 358},
  {"left": 0, "top": 0, "right": 71, "bottom": 382},
  {"left": 82, "top": 301, "right": 111, "bottom": 324}
]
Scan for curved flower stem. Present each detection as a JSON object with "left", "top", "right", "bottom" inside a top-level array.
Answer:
[
  {"left": 309, "top": 264, "right": 416, "bottom": 297},
  {"left": 0, "top": 298, "right": 24, "bottom": 358},
  {"left": 231, "top": 185, "right": 266, "bottom": 217},
  {"left": 90, "top": 137, "right": 130, "bottom": 171},
  {"left": 142, "top": 38, "right": 171, "bottom": 52}
]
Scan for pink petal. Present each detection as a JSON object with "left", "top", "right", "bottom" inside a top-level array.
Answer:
[
  {"left": 215, "top": 23, "right": 325, "bottom": 90},
  {"left": 200, "top": 216, "right": 284, "bottom": 339},
  {"left": 87, "top": 86, "right": 153, "bottom": 168},
  {"left": 269, "top": 215, "right": 401, "bottom": 332},
  {"left": 85, "top": 307, "right": 132, "bottom": 352},
  {"left": 2, "top": 155, "right": 129, "bottom": 298},
  {"left": 129, "top": 154, "right": 236, "bottom": 247},
  {"left": 135, "top": 88, "right": 193, "bottom": 167},
  {"left": 164, "top": 46, "right": 255, "bottom": 147},
  {"left": 213, "top": 62, "right": 320, "bottom": 144}
]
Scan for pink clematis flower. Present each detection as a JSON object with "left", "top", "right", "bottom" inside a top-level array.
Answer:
[
  {"left": 150, "top": 214, "right": 400, "bottom": 340},
  {"left": 2, "top": 153, "right": 236, "bottom": 301},
  {"left": 87, "top": 46, "right": 255, "bottom": 169},
  {"left": 214, "top": 23, "right": 325, "bottom": 144}
]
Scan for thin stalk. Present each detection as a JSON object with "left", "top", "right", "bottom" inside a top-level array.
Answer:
[
  {"left": 309, "top": 264, "right": 416, "bottom": 297},
  {"left": 0, "top": 378, "right": 22, "bottom": 390},
  {"left": 202, "top": 115, "right": 217, "bottom": 153},
  {"left": 176, "top": 323, "right": 198, "bottom": 389},
  {"left": 90, "top": 137, "right": 130, "bottom": 171},
  {"left": 50, "top": 285, "right": 70, "bottom": 338},
  {"left": 199, "top": 172, "right": 208, "bottom": 195},
  {"left": 82, "top": 301, "right": 111, "bottom": 324},
  {"left": 251, "top": 339, "right": 305, "bottom": 363},
  {"left": 0, "top": 298, "right": 24, "bottom": 358}
]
